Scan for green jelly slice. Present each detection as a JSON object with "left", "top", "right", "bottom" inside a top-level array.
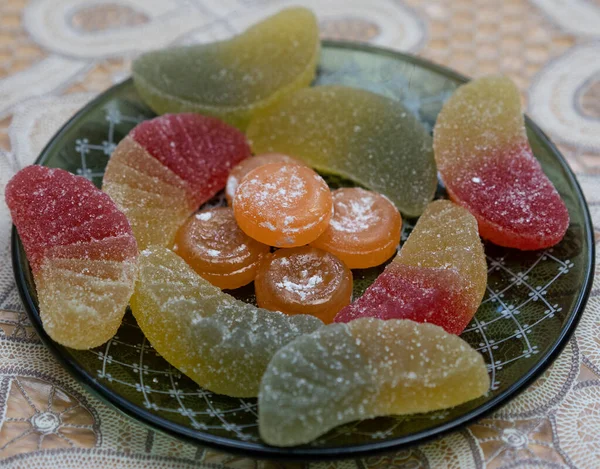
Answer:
[
  {"left": 247, "top": 85, "right": 437, "bottom": 217},
  {"left": 132, "top": 8, "right": 320, "bottom": 130}
]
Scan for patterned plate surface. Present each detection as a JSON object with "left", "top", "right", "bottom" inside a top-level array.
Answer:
[{"left": 11, "top": 42, "right": 594, "bottom": 459}]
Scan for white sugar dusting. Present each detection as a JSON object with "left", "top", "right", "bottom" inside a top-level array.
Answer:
[
  {"left": 196, "top": 212, "right": 213, "bottom": 221},
  {"left": 276, "top": 274, "right": 323, "bottom": 301}
]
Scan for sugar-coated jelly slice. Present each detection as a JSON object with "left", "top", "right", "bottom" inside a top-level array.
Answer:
[
  {"left": 174, "top": 207, "right": 270, "bottom": 290},
  {"left": 233, "top": 163, "right": 333, "bottom": 247},
  {"left": 103, "top": 113, "right": 250, "bottom": 249},
  {"left": 6, "top": 166, "right": 138, "bottom": 349},
  {"left": 311, "top": 188, "right": 402, "bottom": 269},
  {"left": 225, "top": 153, "right": 306, "bottom": 204},
  {"left": 131, "top": 247, "right": 323, "bottom": 397},
  {"left": 255, "top": 246, "right": 352, "bottom": 324},
  {"left": 335, "top": 200, "right": 486, "bottom": 335},
  {"left": 133, "top": 8, "right": 319, "bottom": 130},
  {"left": 247, "top": 85, "right": 437, "bottom": 217},
  {"left": 259, "top": 318, "right": 490, "bottom": 446},
  {"left": 433, "top": 76, "right": 569, "bottom": 250}
]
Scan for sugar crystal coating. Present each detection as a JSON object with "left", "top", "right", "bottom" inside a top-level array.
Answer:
[
  {"left": 335, "top": 200, "right": 486, "bottom": 334},
  {"left": 225, "top": 153, "right": 307, "bottom": 204},
  {"left": 255, "top": 246, "right": 352, "bottom": 324},
  {"left": 247, "top": 85, "right": 437, "bottom": 217},
  {"left": 174, "top": 207, "right": 269, "bottom": 289},
  {"left": 433, "top": 76, "right": 569, "bottom": 250},
  {"left": 311, "top": 187, "right": 402, "bottom": 269},
  {"left": 130, "top": 247, "right": 323, "bottom": 397},
  {"left": 103, "top": 114, "right": 250, "bottom": 249},
  {"left": 259, "top": 318, "right": 490, "bottom": 446},
  {"left": 233, "top": 163, "right": 332, "bottom": 247},
  {"left": 132, "top": 8, "right": 320, "bottom": 130},
  {"left": 5, "top": 166, "right": 138, "bottom": 349}
]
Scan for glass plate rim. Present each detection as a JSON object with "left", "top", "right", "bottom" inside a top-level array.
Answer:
[{"left": 10, "top": 40, "right": 596, "bottom": 460}]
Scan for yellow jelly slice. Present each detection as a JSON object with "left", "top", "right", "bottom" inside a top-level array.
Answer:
[
  {"left": 247, "top": 85, "right": 437, "bottom": 217},
  {"left": 130, "top": 247, "right": 323, "bottom": 397},
  {"left": 103, "top": 137, "right": 195, "bottom": 249},
  {"left": 36, "top": 257, "right": 137, "bottom": 350},
  {"left": 394, "top": 200, "right": 487, "bottom": 317},
  {"left": 259, "top": 318, "right": 490, "bottom": 446},
  {"left": 132, "top": 8, "right": 320, "bottom": 130}
]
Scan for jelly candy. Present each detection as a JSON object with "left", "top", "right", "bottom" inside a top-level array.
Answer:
[
  {"left": 233, "top": 163, "right": 332, "bottom": 247},
  {"left": 259, "top": 317, "right": 490, "bottom": 446},
  {"left": 311, "top": 188, "right": 401, "bottom": 269},
  {"left": 6, "top": 166, "right": 138, "bottom": 349},
  {"left": 226, "top": 153, "right": 306, "bottom": 204},
  {"left": 174, "top": 207, "right": 269, "bottom": 289},
  {"left": 103, "top": 113, "right": 250, "bottom": 249},
  {"left": 132, "top": 8, "right": 320, "bottom": 130},
  {"left": 433, "top": 76, "right": 569, "bottom": 250},
  {"left": 247, "top": 85, "right": 437, "bottom": 217},
  {"left": 335, "top": 200, "right": 486, "bottom": 335},
  {"left": 255, "top": 246, "right": 352, "bottom": 324},
  {"left": 130, "top": 247, "right": 323, "bottom": 397}
]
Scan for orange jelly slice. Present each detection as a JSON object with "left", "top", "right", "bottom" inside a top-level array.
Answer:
[
  {"left": 255, "top": 246, "right": 352, "bottom": 324},
  {"left": 311, "top": 188, "right": 401, "bottom": 269},
  {"left": 174, "top": 207, "right": 269, "bottom": 289},
  {"left": 233, "top": 163, "right": 333, "bottom": 247},
  {"left": 225, "top": 153, "right": 306, "bottom": 204}
]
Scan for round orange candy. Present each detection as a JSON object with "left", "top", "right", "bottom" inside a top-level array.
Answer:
[
  {"left": 174, "top": 207, "right": 269, "bottom": 289},
  {"left": 233, "top": 163, "right": 333, "bottom": 247},
  {"left": 311, "top": 187, "right": 402, "bottom": 269},
  {"left": 225, "top": 153, "right": 306, "bottom": 204},
  {"left": 255, "top": 246, "right": 352, "bottom": 323}
]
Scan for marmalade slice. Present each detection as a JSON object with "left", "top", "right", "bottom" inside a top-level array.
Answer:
[
  {"left": 130, "top": 247, "right": 323, "bottom": 397},
  {"left": 132, "top": 8, "right": 320, "bottom": 130},
  {"left": 259, "top": 318, "right": 490, "bottom": 446},
  {"left": 247, "top": 85, "right": 437, "bottom": 217}
]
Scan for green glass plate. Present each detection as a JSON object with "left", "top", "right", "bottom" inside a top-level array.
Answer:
[{"left": 11, "top": 41, "right": 594, "bottom": 460}]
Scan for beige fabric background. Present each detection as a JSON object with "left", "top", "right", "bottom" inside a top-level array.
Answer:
[{"left": 0, "top": 0, "right": 599, "bottom": 467}]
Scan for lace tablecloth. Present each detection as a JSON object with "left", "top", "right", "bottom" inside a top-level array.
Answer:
[{"left": 1, "top": 1, "right": 599, "bottom": 467}]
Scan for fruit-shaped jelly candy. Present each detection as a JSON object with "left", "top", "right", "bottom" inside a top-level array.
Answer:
[
  {"left": 233, "top": 163, "right": 332, "bottom": 247},
  {"left": 174, "top": 207, "right": 269, "bottom": 289},
  {"left": 311, "top": 188, "right": 401, "bottom": 269},
  {"left": 225, "top": 153, "right": 306, "bottom": 204},
  {"left": 255, "top": 246, "right": 352, "bottom": 324},
  {"left": 130, "top": 247, "right": 323, "bottom": 397},
  {"left": 259, "top": 318, "right": 490, "bottom": 446},
  {"left": 6, "top": 166, "right": 138, "bottom": 349},
  {"left": 103, "top": 113, "right": 250, "bottom": 249},
  {"left": 434, "top": 76, "right": 569, "bottom": 250},
  {"left": 132, "top": 8, "right": 319, "bottom": 130},
  {"left": 247, "top": 85, "right": 437, "bottom": 217},
  {"left": 335, "top": 200, "right": 486, "bottom": 335}
]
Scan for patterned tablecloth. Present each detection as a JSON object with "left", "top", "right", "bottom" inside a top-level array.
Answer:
[{"left": 0, "top": 0, "right": 599, "bottom": 467}]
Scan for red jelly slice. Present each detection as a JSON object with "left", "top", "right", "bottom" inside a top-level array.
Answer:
[
  {"left": 6, "top": 166, "right": 133, "bottom": 272},
  {"left": 434, "top": 76, "right": 569, "bottom": 250},
  {"left": 130, "top": 113, "right": 251, "bottom": 207}
]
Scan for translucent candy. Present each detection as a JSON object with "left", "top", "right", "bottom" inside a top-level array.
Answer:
[
  {"left": 132, "top": 8, "right": 319, "bottom": 130},
  {"left": 225, "top": 153, "right": 306, "bottom": 204},
  {"left": 103, "top": 113, "right": 250, "bottom": 249},
  {"left": 247, "top": 85, "right": 437, "bottom": 217},
  {"left": 130, "top": 247, "right": 323, "bottom": 397},
  {"left": 433, "top": 76, "right": 569, "bottom": 250},
  {"left": 311, "top": 188, "right": 402, "bottom": 269},
  {"left": 174, "top": 207, "right": 269, "bottom": 289},
  {"left": 5, "top": 166, "right": 138, "bottom": 349},
  {"left": 255, "top": 246, "right": 352, "bottom": 324},
  {"left": 259, "top": 318, "right": 490, "bottom": 446},
  {"left": 233, "top": 163, "right": 333, "bottom": 247},
  {"left": 335, "top": 200, "right": 486, "bottom": 335}
]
